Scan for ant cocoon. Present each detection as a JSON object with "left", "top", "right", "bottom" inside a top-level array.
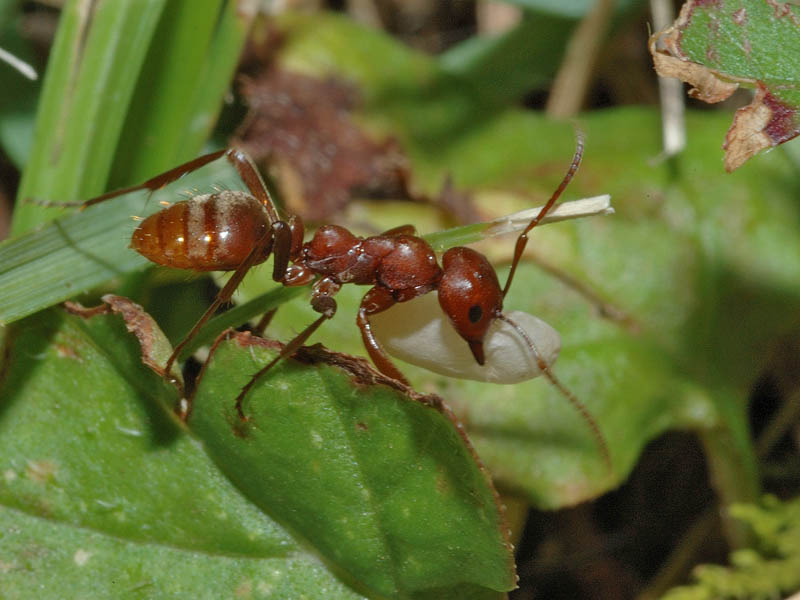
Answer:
[
  {"left": 370, "top": 293, "right": 560, "bottom": 383},
  {"left": 370, "top": 194, "right": 614, "bottom": 383}
]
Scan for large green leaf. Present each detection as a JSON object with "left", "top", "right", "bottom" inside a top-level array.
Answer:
[
  {"left": 0, "top": 506, "right": 362, "bottom": 600},
  {"left": 192, "top": 332, "right": 514, "bottom": 598},
  {"left": 0, "top": 306, "right": 364, "bottom": 599},
  {"left": 0, "top": 299, "right": 514, "bottom": 598}
]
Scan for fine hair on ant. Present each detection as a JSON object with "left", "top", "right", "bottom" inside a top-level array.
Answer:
[{"left": 40, "top": 132, "right": 611, "bottom": 468}]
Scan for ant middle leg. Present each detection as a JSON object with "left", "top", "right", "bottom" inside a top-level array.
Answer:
[
  {"left": 167, "top": 219, "right": 296, "bottom": 412},
  {"left": 252, "top": 309, "right": 278, "bottom": 337},
  {"left": 234, "top": 277, "right": 341, "bottom": 421}
]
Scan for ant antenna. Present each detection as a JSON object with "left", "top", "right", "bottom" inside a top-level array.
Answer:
[
  {"left": 502, "top": 131, "right": 585, "bottom": 298},
  {"left": 497, "top": 312, "right": 612, "bottom": 473}
]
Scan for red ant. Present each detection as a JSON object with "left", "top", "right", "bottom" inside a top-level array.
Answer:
[{"left": 58, "top": 132, "right": 610, "bottom": 467}]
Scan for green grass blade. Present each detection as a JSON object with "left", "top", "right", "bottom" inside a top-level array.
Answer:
[
  {"left": 109, "top": 0, "right": 255, "bottom": 186},
  {"left": 12, "top": 0, "right": 167, "bottom": 235},
  {"left": 0, "top": 158, "right": 245, "bottom": 325}
]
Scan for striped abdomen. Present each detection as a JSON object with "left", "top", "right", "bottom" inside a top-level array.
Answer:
[{"left": 131, "top": 191, "right": 270, "bottom": 271}]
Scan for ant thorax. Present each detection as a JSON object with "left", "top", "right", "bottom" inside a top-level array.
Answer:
[{"left": 301, "top": 224, "right": 442, "bottom": 289}]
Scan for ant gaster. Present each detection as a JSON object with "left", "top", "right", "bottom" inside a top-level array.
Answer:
[{"left": 66, "top": 132, "right": 610, "bottom": 467}]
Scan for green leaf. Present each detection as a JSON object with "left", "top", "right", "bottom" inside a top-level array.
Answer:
[
  {"left": 0, "top": 506, "right": 363, "bottom": 600},
  {"left": 0, "top": 309, "right": 364, "bottom": 599},
  {"left": 651, "top": 0, "right": 800, "bottom": 170},
  {"left": 109, "top": 0, "right": 253, "bottom": 186},
  {"left": 191, "top": 333, "right": 515, "bottom": 598},
  {"left": 0, "top": 301, "right": 514, "bottom": 598}
]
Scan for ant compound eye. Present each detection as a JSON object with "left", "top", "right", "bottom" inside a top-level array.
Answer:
[
  {"left": 369, "top": 294, "right": 560, "bottom": 383},
  {"left": 468, "top": 304, "right": 483, "bottom": 324},
  {"left": 438, "top": 246, "right": 503, "bottom": 342}
]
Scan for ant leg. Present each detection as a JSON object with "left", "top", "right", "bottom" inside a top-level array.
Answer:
[
  {"left": 235, "top": 278, "right": 340, "bottom": 421},
  {"left": 222, "top": 149, "right": 281, "bottom": 224},
  {"left": 252, "top": 309, "right": 278, "bottom": 337},
  {"left": 164, "top": 221, "right": 288, "bottom": 388},
  {"left": 37, "top": 148, "right": 281, "bottom": 220},
  {"left": 502, "top": 131, "right": 585, "bottom": 298},
  {"left": 65, "top": 150, "right": 230, "bottom": 209},
  {"left": 357, "top": 286, "right": 410, "bottom": 385}
]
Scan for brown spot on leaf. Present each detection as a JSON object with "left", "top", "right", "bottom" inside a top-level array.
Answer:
[
  {"left": 54, "top": 344, "right": 80, "bottom": 360},
  {"left": 234, "top": 69, "right": 411, "bottom": 221},
  {"left": 762, "top": 88, "right": 800, "bottom": 144},
  {"left": 732, "top": 7, "right": 747, "bottom": 25},
  {"left": 234, "top": 579, "right": 252, "bottom": 598},
  {"left": 766, "top": 0, "right": 800, "bottom": 24},
  {"left": 724, "top": 85, "right": 800, "bottom": 171},
  {"left": 25, "top": 459, "right": 57, "bottom": 483},
  {"left": 0, "top": 559, "right": 17, "bottom": 574},
  {"left": 436, "top": 467, "right": 452, "bottom": 496}
]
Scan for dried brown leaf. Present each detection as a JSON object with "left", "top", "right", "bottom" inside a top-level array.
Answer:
[{"left": 234, "top": 69, "right": 410, "bottom": 220}]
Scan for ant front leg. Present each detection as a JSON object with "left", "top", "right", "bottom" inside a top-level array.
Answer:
[
  {"left": 234, "top": 277, "right": 341, "bottom": 421},
  {"left": 357, "top": 286, "right": 410, "bottom": 386},
  {"left": 502, "top": 131, "right": 584, "bottom": 297}
]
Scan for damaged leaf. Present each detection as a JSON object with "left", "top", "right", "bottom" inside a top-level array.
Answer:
[
  {"left": 65, "top": 294, "right": 183, "bottom": 390},
  {"left": 190, "top": 332, "right": 516, "bottom": 598},
  {"left": 650, "top": 0, "right": 800, "bottom": 170},
  {"left": 1, "top": 302, "right": 515, "bottom": 598}
]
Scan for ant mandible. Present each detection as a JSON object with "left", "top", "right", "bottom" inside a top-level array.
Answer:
[{"left": 66, "top": 132, "right": 609, "bottom": 467}]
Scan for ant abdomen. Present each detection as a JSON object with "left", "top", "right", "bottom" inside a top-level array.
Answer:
[{"left": 131, "top": 190, "right": 270, "bottom": 271}]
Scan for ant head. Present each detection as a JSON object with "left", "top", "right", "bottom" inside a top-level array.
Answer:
[{"left": 437, "top": 247, "right": 503, "bottom": 365}]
